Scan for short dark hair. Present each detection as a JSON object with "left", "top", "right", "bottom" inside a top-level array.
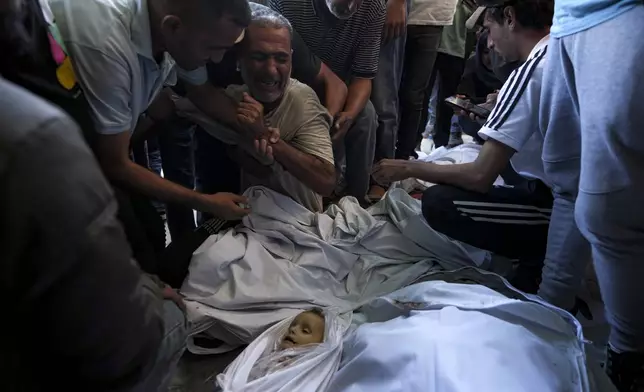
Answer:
[
  {"left": 486, "top": 0, "right": 553, "bottom": 30},
  {"left": 177, "top": 0, "right": 252, "bottom": 27},
  {"left": 307, "top": 307, "right": 325, "bottom": 318}
]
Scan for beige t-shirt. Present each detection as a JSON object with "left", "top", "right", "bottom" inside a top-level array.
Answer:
[{"left": 177, "top": 79, "right": 333, "bottom": 212}]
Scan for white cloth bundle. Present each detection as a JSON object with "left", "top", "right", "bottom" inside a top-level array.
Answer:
[{"left": 217, "top": 310, "right": 350, "bottom": 392}]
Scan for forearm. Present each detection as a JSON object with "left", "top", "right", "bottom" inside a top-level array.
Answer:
[
  {"left": 318, "top": 64, "right": 348, "bottom": 117},
  {"left": 272, "top": 140, "right": 336, "bottom": 196},
  {"left": 104, "top": 159, "right": 208, "bottom": 210},
  {"left": 343, "top": 78, "right": 372, "bottom": 118},
  {"left": 406, "top": 161, "right": 491, "bottom": 193},
  {"left": 186, "top": 83, "right": 240, "bottom": 130}
]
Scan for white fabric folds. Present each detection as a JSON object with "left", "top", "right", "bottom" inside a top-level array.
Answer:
[{"left": 217, "top": 310, "right": 350, "bottom": 392}]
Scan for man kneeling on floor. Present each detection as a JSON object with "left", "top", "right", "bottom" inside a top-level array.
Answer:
[
  {"left": 177, "top": 6, "right": 336, "bottom": 212},
  {"left": 373, "top": 0, "right": 554, "bottom": 293}
]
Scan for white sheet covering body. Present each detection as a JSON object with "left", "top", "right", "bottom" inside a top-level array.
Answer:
[
  {"left": 330, "top": 270, "right": 616, "bottom": 392},
  {"left": 217, "top": 310, "right": 350, "bottom": 392},
  {"left": 181, "top": 187, "right": 490, "bottom": 351}
]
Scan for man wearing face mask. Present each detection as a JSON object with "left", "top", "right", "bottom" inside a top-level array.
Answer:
[
  {"left": 269, "top": 0, "right": 384, "bottom": 204},
  {"left": 176, "top": 5, "right": 336, "bottom": 212},
  {"left": 47, "top": 0, "right": 258, "bottom": 271}
]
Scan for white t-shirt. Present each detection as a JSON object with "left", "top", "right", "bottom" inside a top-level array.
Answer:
[
  {"left": 408, "top": 0, "right": 459, "bottom": 26},
  {"left": 50, "top": 0, "right": 200, "bottom": 135},
  {"left": 478, "top": 35, "right": 551, "bottom": 187}
]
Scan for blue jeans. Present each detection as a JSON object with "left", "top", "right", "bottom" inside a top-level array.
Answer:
[
  {"left": 134, "top": 300, "right": 187, "bottom": 391},
  {"left": 371, "top": 13, "right": 408, "bottom": 161},
  {"left": 539, "top": 4, "right": 644, "bottom": 353}
]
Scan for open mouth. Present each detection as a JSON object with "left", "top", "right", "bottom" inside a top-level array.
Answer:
[
  {"left": 283, "top": 336, "right": 296, "bottom": 345},
  {"left": 259, "top": 80, "right": 279, "bottom": 89}
]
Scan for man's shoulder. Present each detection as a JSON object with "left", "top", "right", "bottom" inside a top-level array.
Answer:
[
  {"left": 285, "top": 78, "right": 320, "bottom": 102},
  {"left": 0, "top": 79, "right": 72, "bottom": 148},
  {"left": 282, "top": 79, "right": 328, "bottom": 115},
  {"left": 50, "top": 0, "right": 135, "bottom": 54},
  {"left": 354, "top": 0, "right": 386, "bottom": 24},
  {"left": 275, "top": 79, "right": 331, "bottom": 132}
]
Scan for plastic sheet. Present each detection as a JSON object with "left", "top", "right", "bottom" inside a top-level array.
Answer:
[{"left": 217, "top": 309, "right": 350, "bottom": 392}]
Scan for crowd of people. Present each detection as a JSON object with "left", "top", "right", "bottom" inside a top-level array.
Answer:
[{"left": 1, "top": 0, "right": 642, "bottom": 390}]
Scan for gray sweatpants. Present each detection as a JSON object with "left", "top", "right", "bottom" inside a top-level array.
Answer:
[{"left": 538, "top": 4, "right": 644, "bottom": 353}]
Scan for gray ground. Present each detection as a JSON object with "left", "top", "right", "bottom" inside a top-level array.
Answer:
[{"left": 170, "top": 349, "right": 243, "bottom": 392}]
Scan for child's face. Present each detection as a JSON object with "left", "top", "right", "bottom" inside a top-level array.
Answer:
[{"left": 280, "top": 311, "right": 325, "bottom": 350}]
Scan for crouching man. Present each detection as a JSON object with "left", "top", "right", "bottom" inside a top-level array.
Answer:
[
  {"left": 373, "top": 0, "right": 554, "bottom": 293},
  {"left": 178, "top": 6, "right": 336, "bottom": 212}
]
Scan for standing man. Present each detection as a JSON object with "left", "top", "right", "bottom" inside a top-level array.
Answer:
[
  {"left": 395, "top": 0, "right": 458, "bottom": 159},
  {"left": 538, "top": 0, "right": 644, "bottom": 390},
  {"left": 269, "top": 0, "right": 384, "bottom": 203},
  {"left": 50, "top": 0, "right": 253, "bottom": 270},
  {"left": 371, "top": 0, "right": 408, "bottom": 176}
]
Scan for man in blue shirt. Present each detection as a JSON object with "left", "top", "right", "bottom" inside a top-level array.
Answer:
[{"left": 538, "top": 1, "right": 644, "bottom": 390}]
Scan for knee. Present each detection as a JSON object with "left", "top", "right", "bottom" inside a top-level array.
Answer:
[{"left": 421, "top": 185, "right": 454, "bottom": 226}]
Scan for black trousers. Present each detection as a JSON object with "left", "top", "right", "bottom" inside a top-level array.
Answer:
[
  {"left": 396, "top": 25, "right": 443, "bottom": 159},
  {"left": 422, "top": 178, "right": 553, "bottom": 292},
  {"left": 426, "top": 53, "right": 466, "bottom": 148}
]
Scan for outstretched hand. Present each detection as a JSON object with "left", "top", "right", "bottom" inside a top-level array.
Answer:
[
  {"left": 200, "top": 192, "right": 251, "bottom": 220},
  {"left": 372, "top": 159, "right": 412, "bottom": 186}
]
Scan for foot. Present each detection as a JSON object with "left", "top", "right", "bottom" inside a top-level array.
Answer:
[
  {"left": 606, "top": 347, "right": 644, "bottom": 392},
  {"left": 447, "top": 131, "right": 464, "bottom": 149}
]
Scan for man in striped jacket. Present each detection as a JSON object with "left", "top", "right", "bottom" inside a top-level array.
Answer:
[{"left": 373, "top": 0, "right": 553, "bottom": 294}]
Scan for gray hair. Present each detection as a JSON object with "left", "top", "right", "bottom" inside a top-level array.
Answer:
[{"left": 248, "top": 2, "right": 293, "bottom": 37}]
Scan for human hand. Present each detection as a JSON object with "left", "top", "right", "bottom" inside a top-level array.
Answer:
[
  {"left": 162, "top": 285, "right": 186, "bottom": 313},
  {"left": 199, "top": 192, "right": 251, "bottom": 220},
  {"left": 237, "top": 92, "right": 267, "bottom": 139},
  {"left": 253, "top": 126, "right": 280, "bottom": 163},
  {"left": 331, "top": 112, "right": 354, "bottom": 145},
  {"left": 467, "top": 91, "right": 498, "bottom": 123},
  {"left": 383, "top": 0, "right": 406, "bottom": 43},
  {"left": 372, "top": 159, "right": 412, "bottom": 186}
]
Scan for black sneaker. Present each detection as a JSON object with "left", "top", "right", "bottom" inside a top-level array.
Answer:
[{"left": 606, "top": 347, "right": 644, "bottom": 391}]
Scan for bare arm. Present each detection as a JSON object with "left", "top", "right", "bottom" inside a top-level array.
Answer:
[
  {"left": 343, "top": 77, "right": 372, "bottom": 119},
  {"left": 315, "top": 63, "right": 348, "bottom": 118},
  {"left": 271, "top": 139, "right": 336, "bottom": 196},
  {"left": 374, "top": 139, "right": 515, "bottom": 193},
  {"left": 94, "top": 132, "right": 249, "bottom": 218},
  {"left": 185, "top": 82, "right": 241, "bottom": 130}
]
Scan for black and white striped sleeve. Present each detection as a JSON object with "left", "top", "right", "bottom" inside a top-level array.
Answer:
[
  {"left": 351, "top": 0, "right": 386, "bottom": 79},
  {"left": 478, "top": 47, "right": 548, "bottom": 151}
]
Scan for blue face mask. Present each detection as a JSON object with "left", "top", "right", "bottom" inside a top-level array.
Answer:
[{"left": 324, "top": 0, "right": 361, "bottom": 20}]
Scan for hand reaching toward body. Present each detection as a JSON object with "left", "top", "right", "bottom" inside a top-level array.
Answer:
[
  {"left": 199, "top": 192, "right": 251, "bottom": 220},
  {"left": 372, "top": 159, "right": 412, "bottom": 186}
]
